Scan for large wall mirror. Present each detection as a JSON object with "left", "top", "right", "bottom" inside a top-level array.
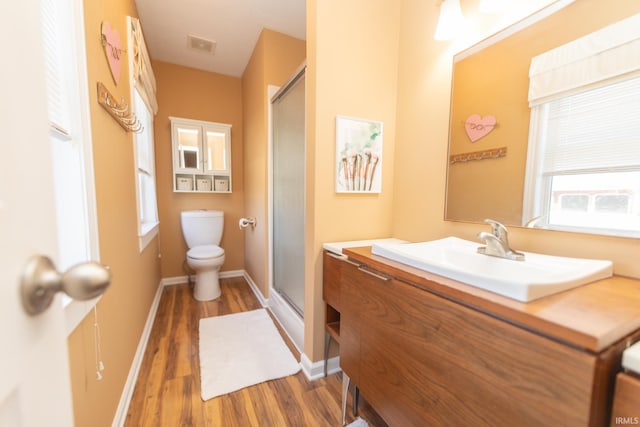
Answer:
[{"left": 445, "top": 0, "right": 640, "bottom": 238}]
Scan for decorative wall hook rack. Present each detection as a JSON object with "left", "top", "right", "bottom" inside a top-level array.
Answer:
[
  {"left": 97, "top": 82, "right": 143, "bottom": 133},
  {"left": 449, "top": 146, "right": 507, "bottom": 164}
]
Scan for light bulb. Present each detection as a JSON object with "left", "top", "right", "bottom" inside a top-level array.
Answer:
[
  {"left": 434, "top": 0, "right": 465, "bottom": 41},
  {"left": 479, "top": 0, "right": 507, "bottom": 13}
]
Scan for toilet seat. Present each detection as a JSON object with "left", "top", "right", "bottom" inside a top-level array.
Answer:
[{"left": 187, "top": 245, "right": 224, "bottom": 260}]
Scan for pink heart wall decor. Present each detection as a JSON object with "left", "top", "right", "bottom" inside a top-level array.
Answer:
[
  {"left": 464, "top": 114, "right": 497, "bottom": 142},
  {"left": 101, "top": 22, "right": 123, "bottom": 85}
]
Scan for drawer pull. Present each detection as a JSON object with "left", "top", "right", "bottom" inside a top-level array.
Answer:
[
  {"left": 327, "top": 251, "right": 360, "bottom": 266},
  {"left": 358, "top": 266, "right": 390, "bottom": 281},
  {"left": 327, "top": 251, "right": 348, "bottom": 260}
]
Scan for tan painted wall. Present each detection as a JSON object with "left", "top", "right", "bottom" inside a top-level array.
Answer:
[
  {"left": 306, "top": 0, "right": 401, "bottom": 361},
  {"left": 153, "top": 61, "right": 245, "bottom": 278},
  {"left": 393, "top": 0, "right": 640, "bottom": 278},
  {"left": 241, "top": 30, "right": 306, "bottom": 298},
  {"left": 67, "top": 1, "right": 162, "bottom": 426}
]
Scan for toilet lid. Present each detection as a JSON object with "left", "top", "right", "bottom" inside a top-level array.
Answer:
[{"left": 187, "top": 245, "right": 224, "bottom": 259}]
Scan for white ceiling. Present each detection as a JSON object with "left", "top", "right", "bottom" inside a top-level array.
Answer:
[{"left": 135, "top": 0, "right": 306, "bottom": 78}]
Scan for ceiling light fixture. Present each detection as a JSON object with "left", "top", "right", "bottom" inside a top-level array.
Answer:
[
  {"left": 479, "top": 0, "right": 508, "bottom": 13},
  {"left": 434, "top": 0, "right": 465, "bottom": 41}
]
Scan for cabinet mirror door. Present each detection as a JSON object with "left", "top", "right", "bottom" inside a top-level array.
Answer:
[
  {"left": 175, "top": 124, "right": 202, "bottom": 172},
  {"left": 203, "top": 125, "right": 230, "bottom": 174}
]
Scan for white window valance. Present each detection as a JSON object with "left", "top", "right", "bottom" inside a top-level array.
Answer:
[
  {"left": 528, "top": 12, "right": 640, "bottom": 107},
  {"left": 130, "top": 17, "right": 158, "bottom": 114}
]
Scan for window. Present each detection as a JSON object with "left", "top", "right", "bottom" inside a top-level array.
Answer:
[
  {"left": 128, "top": 16, "right": 159, "bottom": 250},
  {"left": 132, "top": 89, "right": 159, "bottom": 249},
  {"left": 526, "top": 77, "right": 640, "bottom": 236},
  {"left": 41, "top": 0, "right": 101, "bottom": 333},
  {"left": 524, "top": 13, "right": 640, "bottom": 237}
]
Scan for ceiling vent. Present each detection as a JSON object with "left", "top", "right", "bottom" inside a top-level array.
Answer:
[{"left": 187, "top": 34, "right": 216, "bottom": 55}]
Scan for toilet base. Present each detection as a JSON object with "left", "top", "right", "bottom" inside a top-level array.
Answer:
[{"left": 193, "top": 269, "right": 221, "bottom": 301}]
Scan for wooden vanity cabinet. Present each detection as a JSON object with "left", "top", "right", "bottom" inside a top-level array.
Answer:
[
  {"left": 337, "top": 248, "right": 640, "bottom": 427},
  {"left": 323, "top": 251, "right": 362, "bottom": 373},
  {"left": 323, "top": 251, "right": 345, "bottom": 366},
  {"left": 323, "top": 251, "right": 343, "bottom": 313}
]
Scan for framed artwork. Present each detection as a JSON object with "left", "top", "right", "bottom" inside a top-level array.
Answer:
[{"left": 335, "top": 116, "right": 383, "bottom": 193}]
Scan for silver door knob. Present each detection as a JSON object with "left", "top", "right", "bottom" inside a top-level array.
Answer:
[{"left": 20, "top": 255, "right": 112, "bottom": 316}]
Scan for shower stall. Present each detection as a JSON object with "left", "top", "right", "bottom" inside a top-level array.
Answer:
[{"left": 269, "top": 64, "right": 306, "bottom": 350}]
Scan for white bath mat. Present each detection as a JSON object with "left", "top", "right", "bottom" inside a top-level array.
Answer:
[{"left": 199, "top": 308, "right": 301, "bottom": 400}]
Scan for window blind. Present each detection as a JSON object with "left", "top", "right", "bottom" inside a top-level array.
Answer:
[
  {"left": 130, "top": 17, "right": 158, "bottom": 114},
  {"left": 41, "top": 0, "right": 70, "bottom": 134},
  {"left": 541, "top": 76, "right": 640, "bottom": 175}
]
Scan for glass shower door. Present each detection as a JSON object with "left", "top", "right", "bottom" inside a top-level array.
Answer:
[{"left": 272, "top": 68, "right": 306, "bottom": 316}]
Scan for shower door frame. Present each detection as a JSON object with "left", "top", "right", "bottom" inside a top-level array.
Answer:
[{"left": 267, "top": 63, "right": 307, "bottom": 352}]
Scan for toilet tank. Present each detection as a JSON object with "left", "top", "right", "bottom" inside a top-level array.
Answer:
[{"left": 180, "top": 210, "right": 224, "bottom": 248}]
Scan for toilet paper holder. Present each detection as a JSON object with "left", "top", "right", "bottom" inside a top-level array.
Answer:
[{"left": 239, "top": 217, "right": 256, "bottom": 230}]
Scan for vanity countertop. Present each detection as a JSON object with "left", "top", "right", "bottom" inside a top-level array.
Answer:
[
  {"left": 343, "top": 245, "right": 640, "bottom": 353},
  {"left": 322, "top": 238, "right": 406, "bottom": 256}
]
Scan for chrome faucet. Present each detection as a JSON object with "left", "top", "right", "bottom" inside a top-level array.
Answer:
[{"left": 477, "top": 219, "right": 525, "bottom": 261}]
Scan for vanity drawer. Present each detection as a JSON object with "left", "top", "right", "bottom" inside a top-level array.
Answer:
[{"left": 322, "top": 251, "right": 343, "bottom": 311}]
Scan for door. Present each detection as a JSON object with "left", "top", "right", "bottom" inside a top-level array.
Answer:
[
  {"left": 272, "top": 67, "right": 306, "bottom": 316},
  {"left": 0, "top": 1, "right": 74, "bottom": 425}
]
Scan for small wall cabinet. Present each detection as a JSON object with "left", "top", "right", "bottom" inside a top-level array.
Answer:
[{"left": 170, "top": 116, "right": 232, "bottom": 193}]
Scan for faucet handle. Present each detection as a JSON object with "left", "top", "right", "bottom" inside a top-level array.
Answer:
[
  {"left": 479, "top": 219, "right": 525, "bottom": 261},
  {"left": 483, "top": 218, "right": 507, "bottom": 238}
]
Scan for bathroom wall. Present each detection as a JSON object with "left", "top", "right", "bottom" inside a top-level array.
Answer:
[
  {"left": 66, "top": 0, "right": 162, "bottom": 426},
  {"left": 153, "top": 61, "right": 245, "bottom": 279},
  {"left": 242, "top": 29, "right": 306, "bottom": 298},
  {"left": 392, "top": 0, "right": 640, "bottom": 278},
  {"left": 305, "top": 0, "right": 401, "bottom": 361}
]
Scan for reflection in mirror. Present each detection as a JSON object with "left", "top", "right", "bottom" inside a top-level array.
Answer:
[
  {"left": 445, "top": 0, "right": 640, "bottom": 238},
  {"left": 205, "top": 130, "right": 227, "bottom": 171},
  {"left": 177, "top": 128, "right": 200, "bottom": 169}
]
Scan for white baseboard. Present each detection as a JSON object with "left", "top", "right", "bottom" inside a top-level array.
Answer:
[
  {"left": 220, "top": 269, "right": 245, "bottom": 279},
  {"left": 242, "top": 271, "right": 268, "bottom": 307},
  {"left": 161, "top": 275, "right": 188, "bottom": 286},
  {"left": 301, "top": 353, "right": 341, "bottom": 380},
  {"left": 161, "top": 271, "right": 265, "bottom": 307},
  {"left": 326, "top": 356, "right": 341, "bottom": 376},
  {"left": 161, "top": 269, "right": 244, "bottom": 287},
  {"left": 111, "top": 280, "right": 165, "bottom": 427}
]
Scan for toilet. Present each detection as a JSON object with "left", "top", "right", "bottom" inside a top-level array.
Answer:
[{"left": 180, "top": 210, "right": 225, "bottom": 301}]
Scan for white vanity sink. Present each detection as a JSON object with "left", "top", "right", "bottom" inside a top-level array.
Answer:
[{"left": 371, "top": 237, "right": 613, "bottom": 302}]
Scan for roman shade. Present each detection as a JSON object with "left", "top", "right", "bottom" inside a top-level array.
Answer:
[
  {"left": 130, "top": 17, "right": 158, "bottom": 114},
  {"left": 528, "top": 13, "right": 640, "bottom": 107}
]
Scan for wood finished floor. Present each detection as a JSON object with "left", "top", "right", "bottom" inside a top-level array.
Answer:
[{"left": 124, "top": 278, "right": 388, "bottom": 427}]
